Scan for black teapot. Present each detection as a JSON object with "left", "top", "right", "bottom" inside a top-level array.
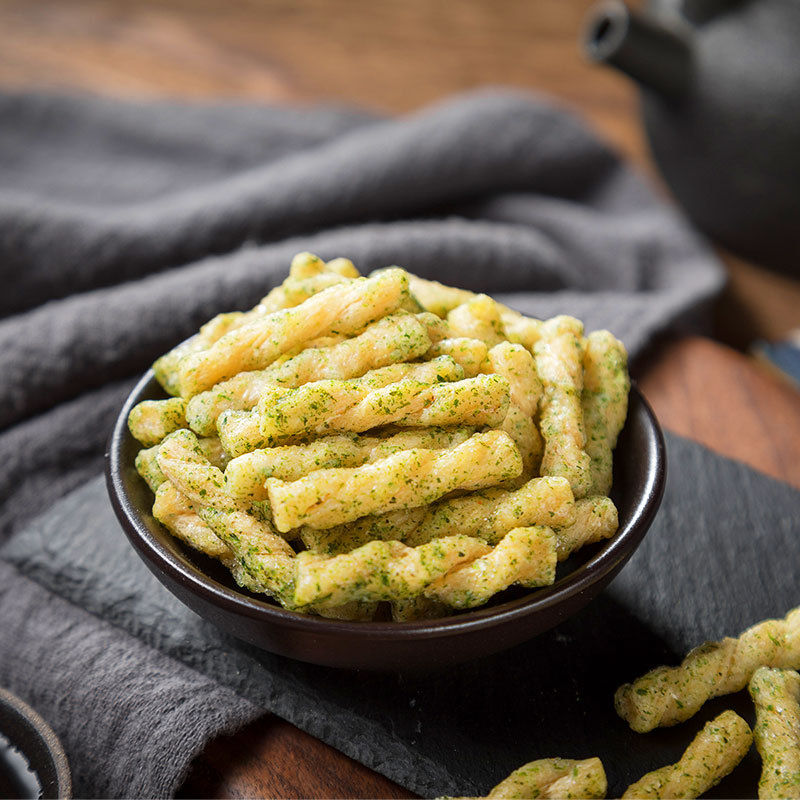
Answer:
[{"left": 585, "top": 0, "right": 800, "bottom": 274}]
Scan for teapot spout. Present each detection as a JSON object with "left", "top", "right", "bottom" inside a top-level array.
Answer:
[{"left": 585, "top": 1, "right": 692, "bottom": 99}]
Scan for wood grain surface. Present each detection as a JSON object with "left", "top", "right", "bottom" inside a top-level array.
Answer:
[{"left": 3, "top": 2, "right": 799, "bottom": 798}]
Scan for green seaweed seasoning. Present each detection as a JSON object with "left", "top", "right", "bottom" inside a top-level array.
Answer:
[{"left": 0, "top": 733, "right": 42, "bottom": 800}]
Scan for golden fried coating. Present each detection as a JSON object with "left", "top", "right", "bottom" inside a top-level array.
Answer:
[
  {"left": 128, "top": 397, "right": 187, "bottom": 447},
  {"left": 487, "top": 756, "right": 607, "bottom": 799}
]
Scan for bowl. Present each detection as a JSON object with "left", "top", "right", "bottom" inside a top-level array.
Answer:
[
  {"left": 0, "top": 688, "right": 71, "bottom": 800},
  {"left": 106, "top": 370, "right": 666, "bottom": 671}
]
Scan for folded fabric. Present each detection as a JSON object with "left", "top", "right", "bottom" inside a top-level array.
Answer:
[{"left": 0, "top": 89, "right": 725, "bottom": 797}]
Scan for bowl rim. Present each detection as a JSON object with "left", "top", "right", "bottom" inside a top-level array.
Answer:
[{"left": 107, "top": 368, "right": 666, "bottom": 641}]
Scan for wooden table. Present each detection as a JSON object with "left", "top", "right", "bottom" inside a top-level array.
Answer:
[{"left": 2, "top": 2, "right": 799, "bottom": 797}]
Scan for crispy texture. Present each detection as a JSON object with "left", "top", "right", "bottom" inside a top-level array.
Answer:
[
  {"left": 487, "top": 756, "right": 607, "bottom": 799},
  {"left": 535, "top": 316, "right": 592, "bottom": 498},
  {"left": 128, "top": 398, "right": 187, "bottom": 447},
  {"left": 622, "top": 710, "right": 752, "bottom": 799},
  {"left": 185, "top": 311, "right": 431, "bottom": 435},
  {"left": 448, "top": 294, "right": 507, "bottom": 346},
  {"left": 256, "top": 370, "right": 507, "bottom": 445},
  {"left": 616, "top": 607, "right": 800, "bottom": 732},
  {"left": 404, "top": 476, "right": 575, "bottom": 547},
  {"left": 267, "top": 430, "right": 523, "bottom": 532},
  {"left": 225, "top": 427, "right": 473, "bottom": 502},
  {"left": 555, "top": 496, "right": 618, "bottom": 561},
  {"left": 178, "top": 268, "right": 409, "bottom": 397},
  {"left": 427, "top": 337, "right": 489, "bottom": 377},
  {"left": 425, "top": 525, "right": 557, "bottom": 609},
  {"left": 749, "top": 667, "right": 800, "bottom": 799},
  {"left": 293, "top": 535, "right": 491, "bottom": 607},
  {"left": 582, "top": 331, "right": 630, "bottom": 496},
  {"left": 136, "top": 435, "right": 228, "bottom": 492}
]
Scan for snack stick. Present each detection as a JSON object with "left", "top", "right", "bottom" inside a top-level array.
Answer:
[
  {"left": 406, "top": 273, "right": 476, "bottom": 318},
  {"left": 555, "top": 496, "right": 618, "bottom": 561},
  {"left": 299, "top": 507, "right": 428, "bottom": 556},
  {"left": 257, "top": 370, "right": 504, "bottom": 444},
  {"left": 267, "top": 430, "right": 523, "bottom": 532},
  {"left": 185, "top": 311, "right": 431, "bottom": 435},
  {"left": 448, "top": 295, "right": 507, "bottom": 346},
  {"left": 483, "top": 342, "right": 542, "bottom": 417},
  {"left": 582, "top": 331, "right": 630, "bottom": 497},
  {"left": 157, "top": 430, "right": 296, "bottom": 602},
  {"left": 615, "top": 606, "right": 800, "bottom": 732},
  {"left": 499, "top": 309, "right": 543, "bottom": 352},
  {"left": 427, "top": 338, "right": 489, "bottom": 377},
  {"left": 404, "top": 476, "right": 575, "bottom": 548},
  {"left": 225, "top": 427, "right": 474, "bottom": 502},
  {"left": 500, "top": 404, "right": 543, "bottom": 477},
  {"left": 127, "top": 398, "right": 187, "bottom": 447},
  {"left": 487, "top": 756, "right": 607, "bottom": 799},
  {"left": 425, "top": 525, "right": 557, "bottom": 609},
  {"left": 292, "top": 534, "right": 492, "bottom": 607},
  {"left": 219, "top": 358, "right": 462, "bottom": 456},
  {"left": 136, "top": 435, "right": 228, "bottom": 493},
  {"left": 153, "top": 481, "right": 234, "bottom": 563},
  {"left": 417, "top": 311, "right": 452, "bottom": 343},
  {"left": 749, "top": 667, "right": 800, "bottom": 798},
  {"left": 534, "top": 316, "right": 592, "bottom": 498},
  {"left": 177, "top": 268, "right": 409, "bottom": 397},
  {"left": 622, "top": 710, "right": 752, "bottom": 799}
]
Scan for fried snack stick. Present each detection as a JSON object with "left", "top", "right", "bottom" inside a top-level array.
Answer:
[
  {"left": 136, "top": 435, "right": 228, "bottom": 493},
  {"left": 404, "top": 272, "right": 542, "bottom": 350},
  {"left": 487, "top": 756, "right": 607, "bottom": 799},
  {"left": 128, "top": 398, "right": 187, "bottom": 447},
  {"left": 616, "top": 606, "right": 800, "bottom": 732},
  {"left": 257, "top": 372, "right": 508, "bottom": 445},
  {"left": 404, "top": 476, "right": 575, "bottom": 547},
  {"left": 267, "top": 430, "right": 523, "bottom": 532},
  {"left": 292, "top": 535, "right": 492, "bottom": 607},
  {"left": 749, "top": 667, "right": 800, "bottom": 798},
  {"left": 153, "top": 481, "right": 234, "bottom": 564},
  {"left": 425, "top": 526, "right": 557, "bottom": 609},
  {"left": 157, "top": 430, "right": 296, "bottom": 603},
  {"left": 534, "top": 316, "right": 592, "bottom": 498},
  {"left": 185, "top": 311, "right": 431, "bottom": 435},
  {"left": 622, "top": 710, "right": 752, "bottom": 799},
  {"left": 178, "top": 267, "right": 409, "bottom": 397},
  {"left": 448, "top": 295, "right": 507, "bottom": 346},
  {"left": 427, "top": 338, "right": 489, "bottom": 378},
  {"left": 482, "top": 342, "right": 544, "bottom": 475},
  {"left": 555, "top": 496, "right": 618, "bottom": 561},
  {"left": 220, "top": 357, "right": 464, "bottom": 456},
  {"left": 581, "top": 331, "right": 630, "bottom": 497},
  {"left": 225, "top": 427, "right": 474, "bottom": 502}
]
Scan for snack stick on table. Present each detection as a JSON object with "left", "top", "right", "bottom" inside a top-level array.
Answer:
[
  {"left": 622, "top": 710, "right": 753, "bottom": 799},
  {"left": 267, "top": 430, "right": 523, "bottom": 533},
  {"left": 535, "top": 315, "right": 593, "bottom": 498},
  {"left": 749, "top": 667, "right": 800, "bottom": 799},
  {"left": 219, "top": 356, "right": 464, "bottom": 456},
  {"left": 582, "top": 330, "right": 630, "bottom": 497},
  {"left": 128, "top": 397, "right": 187, "bottom": 447},
  {"left": 555, "top": 496, "right": 618, "bottom": 561},
  {"left": 153, "top": 481, "right": 234, "bottom": 564},
  {"left": 292, "top": 534, "right": 492, "bottom": 607},
  {"left": 486, "top": 756, "right": 607, "bottom": 799},
  {"left": 185, "top": 310, "right": 431, "bottom": 435},
  {"left": 448, "top": 294, "right": 507, "bottom": 346},
  {"left": 256, "top": 371, "right": 507, "bottom": 444},
  {"left": 615, "top": 606, "right": 800, "bottom": 732},
  {"left": 177, "top": 267, "right": 410, "bottom": 397},
  {"left": 425, "top": 525, "right": 557, "bottom": 609},
  {"left": 225, "top": 427, "right": 474, "bottom": 502},
  {"left": 403, "top": 476, "right": 575, "bottom": 547}
]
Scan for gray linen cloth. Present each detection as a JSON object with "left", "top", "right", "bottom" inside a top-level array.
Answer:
[{"left": 0, "top": 89, "right": 737, "bottom": 797}]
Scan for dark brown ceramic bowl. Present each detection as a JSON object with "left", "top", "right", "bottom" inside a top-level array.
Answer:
[
  {"left": 106, "top": 370, "right": 665, "bottom": 671},
  {"left": 0, "top": 688, "right": 71, "bottom": 800}
]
